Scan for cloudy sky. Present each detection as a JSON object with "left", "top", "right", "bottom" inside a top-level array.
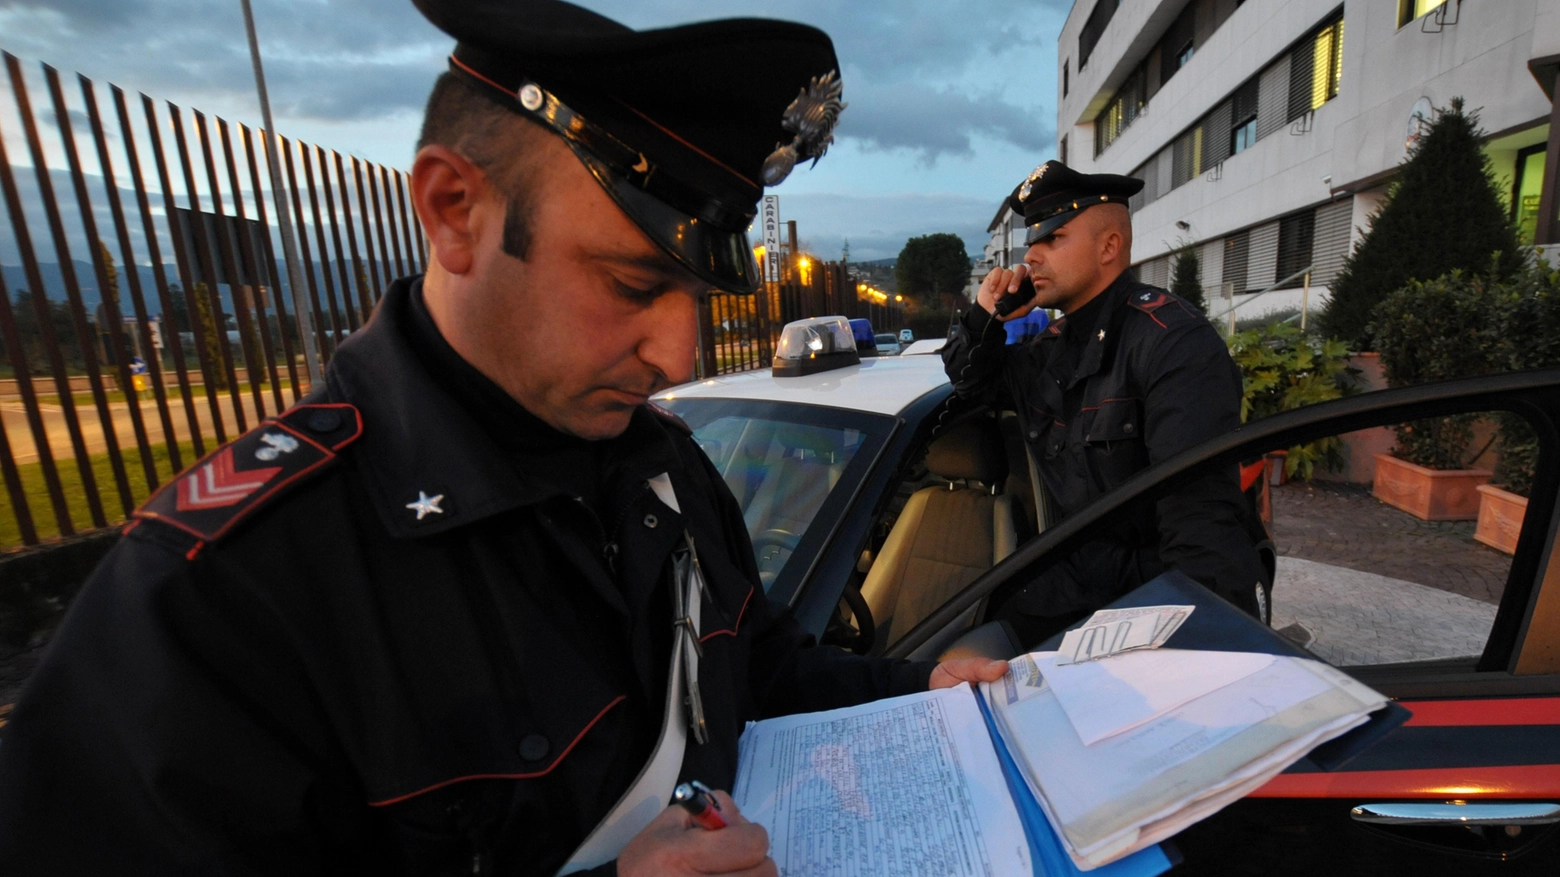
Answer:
[{"left": 0, "top": 0, "right": 1069, "bottom": 261}]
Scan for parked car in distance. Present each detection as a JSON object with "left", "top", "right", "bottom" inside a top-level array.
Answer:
[
  {"left": 900, "top": 329, "right": 916, "bottom": 344},
  {"left": 874, "top": 333, "right": 902, "bottom": 355}
]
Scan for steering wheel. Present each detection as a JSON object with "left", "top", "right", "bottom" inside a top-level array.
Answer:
[{"left": 753, "top": 528, "right": 801, "bottom": 555}]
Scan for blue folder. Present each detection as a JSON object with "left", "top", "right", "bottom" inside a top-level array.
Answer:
[{"left": 973, "top": 686, "right": 1174, "bottom": 877}]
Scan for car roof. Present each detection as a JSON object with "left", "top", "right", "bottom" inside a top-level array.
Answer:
[
  {"left": 900, "top": 338, "right": 947, "bottom": 355},
  {"left": 655, "top": 353, "right": 951, "bottom": 416}
]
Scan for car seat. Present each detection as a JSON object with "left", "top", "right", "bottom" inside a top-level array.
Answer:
[{"left": 859, "top": 417, "right": 1018, "bottom": 650}]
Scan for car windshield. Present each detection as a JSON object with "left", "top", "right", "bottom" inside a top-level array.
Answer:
[{"left": 659, "top": 398, "right": 895, "bottom": 595}]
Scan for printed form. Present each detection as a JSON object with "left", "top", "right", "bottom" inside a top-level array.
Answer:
[{"left": 734, "top": 685, "right": 1030, "bottom": 877}]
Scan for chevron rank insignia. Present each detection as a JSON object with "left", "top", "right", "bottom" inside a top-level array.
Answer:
[{"left": 134, "top": 404, "right": 361, "bottom": 544}]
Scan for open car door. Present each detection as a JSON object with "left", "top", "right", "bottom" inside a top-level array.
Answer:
[{"left": 889, "top": 369, "right": 1560, "bottom": 875}]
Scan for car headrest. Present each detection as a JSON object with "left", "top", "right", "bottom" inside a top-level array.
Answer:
[{"left": 925, "top": 418, "right": 1007, "bottom": 486}]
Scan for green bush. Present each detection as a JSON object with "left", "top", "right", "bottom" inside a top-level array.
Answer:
[
  {"left": 1318, "top": 98, "right": 1523, "bottom": 349},
  {"left": 1488, "top": 259, "right": 1560, "bottom": 495},
  {"left": 1368, "top": 270, "right": 1503, "bottom": 469},
  {"left": 1226, "top": 321, "right": 1358, "bottom": 479}
]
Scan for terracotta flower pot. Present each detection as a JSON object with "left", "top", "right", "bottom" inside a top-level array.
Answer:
[
  {"left": 1371, "top": 453, "right": 1491, "bottom": 521},
  {"left": 1474, "top": 484, "right": 1528, "bottom": 554}
]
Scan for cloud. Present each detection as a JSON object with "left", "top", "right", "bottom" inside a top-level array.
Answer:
[
  {"left": 2, "top": 0, "right": 1065, "bottom": 159},
  {"left": 838, "top": 80, "right": 1055, "bottom": 163},
  {"left": 774, "top": 191, "right": 997, "bottom": 262}
]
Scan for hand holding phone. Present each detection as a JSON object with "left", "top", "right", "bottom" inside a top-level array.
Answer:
[{"left": 994, "top": 275, "right": 1037, "bottom": 318}]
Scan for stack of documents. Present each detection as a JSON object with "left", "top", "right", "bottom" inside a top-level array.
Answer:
[{"left": 984, "top": 645, "right": 1388, "bottom": 869}]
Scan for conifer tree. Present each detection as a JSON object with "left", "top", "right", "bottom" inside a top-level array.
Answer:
[
  {"left": 1170, "top": 246, "right": 1206, "bottom": 313},
  {"left": 1318, "top": 98, "right": 1523, "bottom": 349}
]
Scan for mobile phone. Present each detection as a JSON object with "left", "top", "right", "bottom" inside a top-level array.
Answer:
[{"left": 994, "top": 275, "right": 1036, "bottom": 318}]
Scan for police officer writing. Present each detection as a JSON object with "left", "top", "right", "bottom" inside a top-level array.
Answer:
[
  {"left": 941, "top": 161, "right": 1269, "bottom": 647},
  {"left": 0, "top": 2, "right": 1006, "bottom": 875}
]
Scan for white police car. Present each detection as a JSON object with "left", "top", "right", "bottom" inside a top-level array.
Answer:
[{"left": 656, "top": 317, "right": 1560, "bottom": 876}]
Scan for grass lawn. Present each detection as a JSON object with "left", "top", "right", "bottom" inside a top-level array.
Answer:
[
  {"left": 22, "top": 381, "right": 293, "bottom": 409},
  {"left": 0, "top": 439, "right": 198, "bottom": 550}
]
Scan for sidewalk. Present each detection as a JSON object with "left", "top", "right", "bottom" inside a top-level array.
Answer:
[
  {"left": 1269, "top": 480, "right": 1508, "bottom": 604},
  {"left": 1267, "top": 480, "right": 1511, "bottom": 665}
]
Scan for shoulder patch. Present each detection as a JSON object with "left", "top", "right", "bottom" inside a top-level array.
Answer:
[
  {"left": 1126, "top": 288, "right": 1195, "bottom": 329},
  {"left": 647, "top": 400, "right": 692, "bottom": 436},
  {"left": 133, "top": 403, "right": 362, "bottom": 544}
]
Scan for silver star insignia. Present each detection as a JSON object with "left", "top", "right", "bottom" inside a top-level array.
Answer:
[
  {"left": 1098, "top": 329, "right": 1106, "bottom": 341},
  {"left": 406, "top": 490, "right": 445, "bottom": 521}
]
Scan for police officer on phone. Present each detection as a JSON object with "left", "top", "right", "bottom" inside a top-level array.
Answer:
[
  {"left": 942, "top": 160, "right": 1268, "bottom": 646},
  {"left": 0, "top": 2, "right": 1007, "bottom": 874}
]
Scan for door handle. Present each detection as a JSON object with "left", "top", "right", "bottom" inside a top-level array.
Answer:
[{"left": 1350, "top": 802, "right": 1560, "bottom": 827}]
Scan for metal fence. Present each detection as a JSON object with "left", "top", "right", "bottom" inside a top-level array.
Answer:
[
  {"left": 0, "top": 50, "right": 892, "bottom": 550},
  {"left": 0, "top": 51, "right": 425, "bottom": 548}
]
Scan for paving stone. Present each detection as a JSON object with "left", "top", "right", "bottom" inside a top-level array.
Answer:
[
  {"left": 1268, "top": 480, "right": 1509, "bottom": 605},
  {"left": 1264, "top": 481, "right": 1508, "bottom": 666}
]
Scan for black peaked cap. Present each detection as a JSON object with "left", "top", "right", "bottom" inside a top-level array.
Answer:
[
  {"left": 1008, "top": 160, "right": 1144, "bottom": 246},
  {"left": 412, "top": 0, "right": 843, "bottom": 292}
]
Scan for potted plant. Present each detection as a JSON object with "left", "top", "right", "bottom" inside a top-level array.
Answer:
[
  {"left": 1476, "top": 259, "right": 1560, "bottom": 551},
  {"left": 1226, "top": 321, "right": 1357, "bottom": 481},
  {"left": 1368, "top": 271, "right": 1499, "bottom": 520}
]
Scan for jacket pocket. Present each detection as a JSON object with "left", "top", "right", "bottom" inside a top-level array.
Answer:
[{"left": 1084, "top": 398, "right": 1143, "bottom": 443}]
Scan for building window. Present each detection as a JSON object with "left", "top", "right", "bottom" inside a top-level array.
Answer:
[
  {"left": 1159, "top": 4, "right": 1197, "bottom": 86},
  {"left": 1231, "top": 117, "right": 1257, "bottom": 154},
  {"left": 1079, "top": 0, "right": 1119, "bottom": 70},
  {"left": 1289, "top": 16, "right": 1344, "bottom": 122},
  {"left": 1398, "top": 0, "right": 1447, "bottom": 29},
  {"left": 1229, "top": 79, "right": 1259, "bottom": 155},
  {"left": 1513, "top": 144, "right": 1547, "bottom": 245},
  {"left": 1276, "top": 211, "right": 1316, "bottom": 286},
  {"left": 1063, "top": 59, "right": 1070, "bottom": 98},
  {"left": 1093, "top": 64, "right": 1146, "bottom": 156},
  {"left": 1060, "top": 134, "right": 1068, "bottom": 166}
]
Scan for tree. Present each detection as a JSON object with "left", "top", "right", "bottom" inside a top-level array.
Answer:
[
  {"left": 1318, "top": 98, "right": 1523, "bottom": 349},
  {"left": 895, "top": 233, "right": 970, "bottom": 305},
  {"left": 191, "top": 281, "right": 228, "bottom": 390},
  {"left": 1170, "top": 246, "right": 1206, "bottom": 313}
]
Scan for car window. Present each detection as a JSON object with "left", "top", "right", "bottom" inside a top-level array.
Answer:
[
  {"left": 659, "top": 398, "right": 895, "bottom": 594},
  {"left": 1261, "top": 415, "right": 1517, "bottom": 667},
  {"left": 972, "top": 406, "right": 1531, "bottom": 669}
]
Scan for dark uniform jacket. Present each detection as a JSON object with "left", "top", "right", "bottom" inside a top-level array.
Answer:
[
  {"left": 942, "top": 271, "right": 1265, "bottom": 620},
  {"left": 0, "top": 277, "right": 933, "bottom": 876}
]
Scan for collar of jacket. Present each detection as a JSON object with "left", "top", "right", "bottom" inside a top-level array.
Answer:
[
  {"left": 325, "top": 276, "right": 683, "bottom": 539},
  {"left": 1052, "top": 270, "right": 1145, "bottom": 392}
]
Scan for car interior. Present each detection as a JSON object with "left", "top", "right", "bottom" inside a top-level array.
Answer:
[{"left": 830, "top": 409, "right": 1041, "bottom": 655}]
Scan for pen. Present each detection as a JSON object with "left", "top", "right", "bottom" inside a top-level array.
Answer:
[{"left": 673, "top": 780, "right": 727, "bottom": 830}]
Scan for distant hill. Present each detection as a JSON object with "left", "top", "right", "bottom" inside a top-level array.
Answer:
[{"left": 852, "top": 257, "right": 897, "bottom": 268}]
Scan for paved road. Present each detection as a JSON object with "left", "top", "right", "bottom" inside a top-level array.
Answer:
[
  {"left": 1267, "top": 479, "right": 1509, "bottom": 666},
  {"left": 1272, "top": 556, "right": 1497, "bottom": 666},
  {"left": 1, "top": 383, "right": 310, "bottom": 465}
]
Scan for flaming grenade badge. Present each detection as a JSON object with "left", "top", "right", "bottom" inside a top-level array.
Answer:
[{"left": 761, "top": 70, "right": 846, "bottom": 186}]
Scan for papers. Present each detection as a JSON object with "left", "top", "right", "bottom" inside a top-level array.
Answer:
[
  {"left": 985, "top": 651, "right": 1387, "bottom": 869},
  {"left": 1036, "top": 649, "right": 1277, "bottom": 745},
  {"left": 1055, "top": 605, "right": 1194, "bottom": 665},
  {"left": 733, "top": 685, "right": 1032, "bottom": 877}
]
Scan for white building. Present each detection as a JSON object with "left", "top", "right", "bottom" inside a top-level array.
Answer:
[{"left": 996, "top": 0, "right": 1560, "bottom": 324}]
